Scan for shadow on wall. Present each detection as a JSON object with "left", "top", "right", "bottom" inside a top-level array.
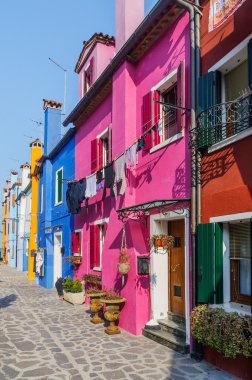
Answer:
[
  {"left": 0, "top": 294, "right": 17, "bottom": 308},
  {"left": 172, "top": 160, "right": 186, "bottom": 198},
  {"left": 201, "top": 146, "right": 235, "bottom": 188}
]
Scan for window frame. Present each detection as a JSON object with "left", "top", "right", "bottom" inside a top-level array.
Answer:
[
  {"left": 55, "top": 167, "right": 63, "bottom": 206},
  {"left": 92, "top": 218, "right": 109, "bottom": 271}
]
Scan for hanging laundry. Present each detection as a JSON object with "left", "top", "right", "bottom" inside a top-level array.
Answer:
[
  {"left": 103, "top": 162, "right": 115, "bottom": 199},
  {"left": 66, "top": 179, "right": 86, "bottom": 214},
  {"left": 113, "top": 154, "right": 126, "bottom": 197},
  {"left": 96, "top": 169, "right": 104, "bottom": 192},
  {"left": 157, "top": 118, "right": 163, "bottom": 138},
  {"left": 36, "top": 250, "right": 44, "bottom": 277},
  {"left": 136, "top": 136, "right": 146, "bottom": 152},
  {"left": 85, "top": 173, "right": 97, "bottom": 198},
  {"left": 125, "top": 142, "right": 138, "bottom": 169}
]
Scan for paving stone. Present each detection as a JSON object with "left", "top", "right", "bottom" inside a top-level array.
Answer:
[
  {"left": 2, "top": 365, "right": 19, "bottom": 379},
  {"left": 103, "top": 370, "right": 127, "bottom": 380}
]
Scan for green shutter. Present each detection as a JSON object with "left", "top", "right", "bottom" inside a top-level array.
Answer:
[
  {"left": 215, "top": 223, "right": 223, "bottom": 304},
  {"left": 197, "top": 223, "right": 223, "bottom": 304},
  {"left": 197, "top": 71, "right": 222, "bottom": 148},
  {"left": 197, "top": 223, "right": 215, "bottom": 303},
  {"left": 57, "top": 169, "right": 63, "bottom": 203}
]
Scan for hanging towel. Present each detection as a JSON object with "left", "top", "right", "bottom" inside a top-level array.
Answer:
[
  {"left": 157, "top": 119, "right": 163, "bottom": 138},
  {"left": 66, "top": 179, "right": 86, "bottom": 214},
  {"left": 125, "top": 142, "right": 138, "bottom": 170},
  {"left": 85, "top": 174, "right": 97, "bottom": 198},
  {"left": 136, "top": 136, "right": 146, "bottom": 152},
  {"left": 36, "top": 250, "right": 44, "bottom": 276},
  {"left": 103, "top": 162, "right": 115, "bottom": 199},
  {"left": 96, "top": 170, "right": 104, "bottom": 192},
  {"left": 113, "top": 154, "right": 126, "bottom": 197}
]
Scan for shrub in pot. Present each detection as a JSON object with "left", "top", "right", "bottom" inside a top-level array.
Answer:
[{"left": 63, "top": 276, "right": 85, "bottom": 305}]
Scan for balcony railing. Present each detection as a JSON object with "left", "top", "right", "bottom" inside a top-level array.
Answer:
[{"left": 195, "top": 92, "right": 252, "bottom": 149}]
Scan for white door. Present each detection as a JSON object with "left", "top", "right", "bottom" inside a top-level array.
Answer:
[{"left": 54, "top": 232, "right": 62, "bottom": 285}]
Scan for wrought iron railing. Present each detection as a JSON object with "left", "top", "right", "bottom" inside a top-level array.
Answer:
[{"left": 194, "top": 92, "right": 252, "bottom": 149}]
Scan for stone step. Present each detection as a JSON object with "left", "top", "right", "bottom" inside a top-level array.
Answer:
[
  {"left": 167, "top": 311, "right": 186, "bottom": 325},
  {"left": 157, "top": 318, "right": 186, "bottom": 339},
  {"left": 142, "top": 327, "right": 190, "bottom": 354}
]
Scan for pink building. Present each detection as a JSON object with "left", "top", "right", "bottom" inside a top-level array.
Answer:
[{"left": 64, "top": 0, "right": 191, "bottom": 353}]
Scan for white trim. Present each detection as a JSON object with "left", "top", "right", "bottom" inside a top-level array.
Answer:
[
  {"left": 210, "top": 212, "right": 252, "bottom": 223},
  {"left": 150, "top": 132, "right": 183, "bottom": 154},
  {"left": 151, "top": 68, "right": 178, "bottom": 92},
  {"left": 208, "top": 127, "right": 252, "bottom": 153},
  {"left": 94, "top": 217, "right": 109, "bottom": 225},
  {"left": 92, "top": 267, "right": 102, "bottom": 272},
  {"left": 97, "top": 127, "right": 109, "bottom": 140},
  {"left": 149, "top": 209, "right": 190, "bottom": 344},
  {"left": 55, "top": 167, "right": 63, "bottom": 206},
  {"left": 73, "top": 229, "right": 82, "bottom": 257},
  {"left": 209, "top": 34, "right": 252, "bottom": 73},
  {"left": 53, "top": 231, "right": 63, "bottom": 285}
]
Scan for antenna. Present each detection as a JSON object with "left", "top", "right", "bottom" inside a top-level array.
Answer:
[{"left": 49, "top": 57, "right": 67, "bottom": 116}]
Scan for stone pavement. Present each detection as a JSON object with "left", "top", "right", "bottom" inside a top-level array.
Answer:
[{"left": 0, "top": 264, "right": 237, "bottom": 380}]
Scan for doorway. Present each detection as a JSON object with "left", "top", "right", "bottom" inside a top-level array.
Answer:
[
  {"left": 54, "top": 232, "right": 62, "bottom": 285},
  {"left": 168, "top": 220, "right": 185, "bottom": 316}
]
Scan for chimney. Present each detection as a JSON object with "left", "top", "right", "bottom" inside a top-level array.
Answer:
[
  {"left": 115, "top": 0, "right": 144, "bottom": 52},
  {"left": 43, "top": 98, "right": 62, "bottom": 155},
  {"left": 30, "top": 139, "right": 43, "bottom": 173},
  {"left": 20, "top": 163, "right": 31, "bottom": 190}
]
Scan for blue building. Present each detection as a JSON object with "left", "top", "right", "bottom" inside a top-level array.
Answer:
[
  {"left": 8, "top": 171, "right": 21, "bottom": 268},
  {"left": 36, "top": 99, "right": 75, "bottom": 288}
]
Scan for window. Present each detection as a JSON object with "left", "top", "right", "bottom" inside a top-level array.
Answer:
[
  {"left": 161, "top": 84, "right": 178, "bottom": 142},
  {"left": 230, "top": 221, "right": 251, "bottom": 305},
  {"left": 55, "top": 168, "right": 63, "bottom": 205},
  {"left": 83, "top": 57, "right": 94, "bottom": 95},
  {"left": 40, "top": 184, "right": 44, "bottom": 213},
  {"left": 12, "top": 220, "right": 15, "bottom": 234},
  {"left": 91, "top": 126, "right": 112, "bottom": 173},
  {"left": 90, "top": 221, "right": 108, "bottom": 270},
  {"left": 71, "top": 231, "right": 81, "bottom": 255}
]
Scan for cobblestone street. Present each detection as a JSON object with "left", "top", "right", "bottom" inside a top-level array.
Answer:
[{"left": 0, "top": 264, "right": 236, "bottom": 380}]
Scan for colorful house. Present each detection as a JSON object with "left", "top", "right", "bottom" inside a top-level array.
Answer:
[
  {"left": 8, "top": 171, "right": 21, "bottom": 268},
  {"left": 64, "top": 0, "right": 192, "bottom": 351},
  {"left": 1, "top": 188, "right": 8, "bottom": 263},
  {"left": 4, "top": 179, "right": 11, "bottom": 264},
  {"left": 194, "top": 0, "right": 252, "bottom": 378},
  {"left": 16, "top": 163, "right": 31, "bottom": 272},
  {"left": 28, "top": 139, "right": 43, "bottom": 281},
  {"left": 36, "top": 99, "right": 74, "bottom": 289}
]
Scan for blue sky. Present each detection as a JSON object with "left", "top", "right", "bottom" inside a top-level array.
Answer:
[{"left": 0, "top": 0, "right": 157, "bottom": 221}]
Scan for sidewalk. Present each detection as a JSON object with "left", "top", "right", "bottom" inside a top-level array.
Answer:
[{"left": 0, "top": 264, "right": 237, "bottom": 380}]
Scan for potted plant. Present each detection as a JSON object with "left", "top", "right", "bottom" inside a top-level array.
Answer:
[
  {"left": 148, "top": 234, "right": 175, "bottom": 253},
  {"left": 100, "top": 290, "right": 126, "bottom": 335},
  {"left": 83, "top": 273, "right": 102, "bottom": 286},
  {"left": 85, "top": 286, "right": 107, "bottom": 324},
  {"left": 66, "top": 256, "right": 82, "bottom": 266},
  {"left": 63, "top": 276, "right": 85, "bottom": 305},
  {"left": 118, "top": 226, "right": 130, "bottom": 274}
]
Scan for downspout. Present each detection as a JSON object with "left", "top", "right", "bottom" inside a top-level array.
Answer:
[{"left": 175, "top": 0, "right": 197, "bottom": 310}]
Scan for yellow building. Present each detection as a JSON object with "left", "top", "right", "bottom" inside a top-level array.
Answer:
[{"left": 28, "top": 139, "right": 43, "bottom": 280}]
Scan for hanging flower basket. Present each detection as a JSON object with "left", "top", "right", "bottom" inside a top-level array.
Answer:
[
  {"left": 118, "top": 226, "right": 130, "bottom": 274},
  {"left": 148, "top": 234, "right": 175, "bottom": 253},
  {"left": 66, "top": 256, "right": 82, "bottom": 265}
]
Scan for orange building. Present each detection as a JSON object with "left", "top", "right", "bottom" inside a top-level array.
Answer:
[{"left": 194, "top": 1, "right": 252, "bottom": 378}]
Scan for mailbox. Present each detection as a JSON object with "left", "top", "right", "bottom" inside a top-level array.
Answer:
[{"left": 137, "top": 256, "right": 149, "bottom": 275}]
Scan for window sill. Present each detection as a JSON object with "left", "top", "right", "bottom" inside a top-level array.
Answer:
[
  {"left": 208, "top": 127, "right": 252, "bottom": 153},
  {"left": 92, "top": 267, "right": 102, "bottom": 272},
  {"left": 150, "top": 132, "right": 183, "bottom": 154},
  {"left": 210, "top": 302, "right": 251, "bottom": 316},
  {"left": 54, "top": 201, "right": 63, "bottom": 207}
]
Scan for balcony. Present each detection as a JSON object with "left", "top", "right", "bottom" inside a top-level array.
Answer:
[{"left": 195, "top": 92, "right": 252, "bottom": 149}]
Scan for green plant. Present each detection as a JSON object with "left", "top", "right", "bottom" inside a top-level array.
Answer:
[
  {"left": 63, "top": 276, "right": 83, "bottom": 293},
  {"left": 83, "top": 273, "right": 101, "bottom": 285},
  {"left": 191, "top": 305, "right": 252, "bottom": 358},
  {"left": 148, "top": 234, "right": 175, "bottom": 252}
]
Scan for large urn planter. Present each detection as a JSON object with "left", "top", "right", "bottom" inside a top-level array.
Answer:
[
  {"left": 86, "top": 291, "right": 107, "bottom": 324},
  {"left": 100, "top": 296, "right": 126, "bottom": 335},
  {"left": 63, "top": 291, "right": 85, "bottom": 305}
]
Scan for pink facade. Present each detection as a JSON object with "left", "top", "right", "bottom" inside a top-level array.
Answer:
[{"left": 72, "top": 5, "right": 191, "bottom": 337}]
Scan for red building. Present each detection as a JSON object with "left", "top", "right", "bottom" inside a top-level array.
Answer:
[{"left": 195, "top": 1, "right": 252, "bottom": 378}]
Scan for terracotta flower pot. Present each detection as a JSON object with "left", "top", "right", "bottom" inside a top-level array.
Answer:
[
  {"left": 86, "top": 291, "right": 106, "bottom": 324},
  {"left": 100, "top": 297, "right": 126, "bottom": 335},
  {"left": 118, "top": 262, "right": 130, "bottom": 274}
]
